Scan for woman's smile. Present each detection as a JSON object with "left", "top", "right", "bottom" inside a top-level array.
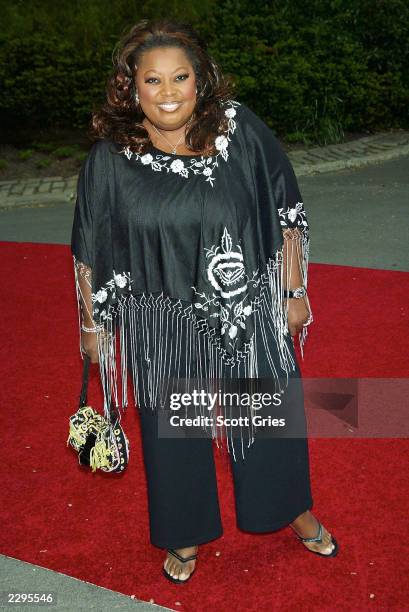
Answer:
[{"left": 157, "top": 101, "right": 183, "bottom": 112}]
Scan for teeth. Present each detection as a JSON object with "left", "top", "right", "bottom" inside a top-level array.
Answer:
[{"left": 159, "top": 103, "right": 181, "bottom": 111}]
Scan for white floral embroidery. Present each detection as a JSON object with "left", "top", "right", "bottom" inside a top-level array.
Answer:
[
  {"left": 114, "top": 273, "right": 128, "bottom": 288},
  {"left": 192, "top": 227, "right": 259, "bottom": 350},
  {"left": 92, "top": 270, "right": 133, "bottom": 319},
  {"left": 119, "top": 99, "right": 241, "bottom": 187},
  {"left": 224, "top": 107, "right": 236, "bottom": 119},
  {"left": 170, "top": 159, "right": 185, "bottom": 173},
  {"left": 94, "top": 289, "right": 108, "bottom": 303},
  {"left": 215, "top": 135, "right": 229, "bottom": 152},
  {"left": 277, "top": 201, "right": 308, "bottom": 227},
  {"left": 141, "top": 153, "right": 153, "bottom": 165}
]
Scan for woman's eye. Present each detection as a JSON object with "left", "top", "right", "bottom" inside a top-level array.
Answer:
[{"left": 145, "top": 74, "right": 189, "bottom": 84}]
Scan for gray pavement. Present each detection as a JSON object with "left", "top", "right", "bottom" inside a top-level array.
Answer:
[
  {"left": 0, "top": 135, "right": 408, "bottom": 611},
  {"left": 0, "top": 555, "right": 171, "bottom": 611},
  {"left": 0, "top": 202, "right": 76, "bottom": 244},
  {"left": 289, "top": 129, "right": 409, "bottom": 176},
  {"left": 301, "top": 154, "right": 409, "bottom": 271},
  {"left": 0, "top": 176, "right": 77, "bottom": 208}
]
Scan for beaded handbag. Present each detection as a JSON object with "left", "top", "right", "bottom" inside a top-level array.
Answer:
[{"left": 67, "top": 355, "right": 130, "bottom": 473}]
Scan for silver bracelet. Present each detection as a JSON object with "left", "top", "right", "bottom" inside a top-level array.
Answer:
[{"left": 81, "top": 323, "right": 104, "bottom": 333}]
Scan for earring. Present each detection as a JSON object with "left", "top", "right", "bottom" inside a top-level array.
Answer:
[{"left": 134, "top": 89, "right": 139, "bottom": 105}]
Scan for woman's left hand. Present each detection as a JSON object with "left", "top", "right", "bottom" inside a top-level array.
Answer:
[{"left": 286, "top": 298, "right": 311, "bottom": 336}]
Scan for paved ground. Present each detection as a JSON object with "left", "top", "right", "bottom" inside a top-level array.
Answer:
[
  {"left": 0, "top": 555, "right": 171, "bottom": 611},
  {"left": 301, "top": 154, "right": 409, "bottom": 271},
  {"left": 0, "top": 134, "right": 408, "bottom": 611}
]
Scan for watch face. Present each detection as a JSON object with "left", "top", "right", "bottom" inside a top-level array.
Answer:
[{"left": 293, "top": 287, "right": 306, "bottom": 298}]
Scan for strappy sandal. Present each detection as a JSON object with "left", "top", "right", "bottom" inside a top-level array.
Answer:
[
  {"left": 291, "top": 520, "right": 339, "bottom": 557},
  {"left": 162, "top": 548, "right": 198, "bottom": 584}
]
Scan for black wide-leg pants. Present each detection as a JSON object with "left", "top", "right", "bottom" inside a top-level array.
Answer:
[
  {"left": 133, "top": 333, "right": 314, "bottom": 550},
  {"left": 139, "top": 406, "right": 313, "bottom": 549}
]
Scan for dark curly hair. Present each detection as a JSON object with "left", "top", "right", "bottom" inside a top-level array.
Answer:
[{"left": 89, "top": 19, "right": 236, "bottom": 156}]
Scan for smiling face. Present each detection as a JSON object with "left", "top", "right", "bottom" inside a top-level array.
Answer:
[{"left": 135, "top": 46, "right": 197, "bottom": 134}]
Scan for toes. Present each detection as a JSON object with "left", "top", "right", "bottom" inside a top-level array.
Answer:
[
  {"left": 179, "top": 562, "right": 193, "bottom": 581},
  {"left": 321, "top": 543, "right": 334, "bottom": 554},
  {"left": 182, "top": 562, "right": 195, "bottom": 581},
  {"left": 164, "top": 559, "right": 177, "bottom": 578},
  {"left": 164, "top": 556, "right": 194, "bottom": 580},
  {"left": 164, "top": 549, "right": 197, "bottom": 581},
  {"left": 173, "top": 563, "right": 180, "bottom": 578},
  {"left": 318, "top": 529, "right": 332, "bottom": 553},
  {"left": 323, "top": 530, "right": 333, "bottom": 548},
  {"left": 319, "top": 530, "right": 335, "bottom": 554}
]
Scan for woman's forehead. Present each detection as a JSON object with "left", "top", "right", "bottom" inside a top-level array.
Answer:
[{"left": 137, "top": 46, "right": 192, "bottom": 73}]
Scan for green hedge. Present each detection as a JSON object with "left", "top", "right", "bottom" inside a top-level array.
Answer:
[
  {"left": 1, "top": 0, "right": 408, "bottom": 144},
  {"left": 208, "top": 0, "right": 409, "bottom": 141},
  {"left": 0, "top": 34, "right": 109, "bottom": 130}
]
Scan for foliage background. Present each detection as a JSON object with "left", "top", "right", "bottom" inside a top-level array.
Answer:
[{"left": 1, "top": 0, "right": 408, "bottom": 145}]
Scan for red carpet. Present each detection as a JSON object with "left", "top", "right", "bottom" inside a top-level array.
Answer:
[{"left": 1, "top": 241, "right": 408, "bottom": 611}]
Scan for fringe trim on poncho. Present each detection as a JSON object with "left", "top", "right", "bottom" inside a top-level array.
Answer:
[{"left": 73, "top": 228, "right": 312, "bottom": 462}]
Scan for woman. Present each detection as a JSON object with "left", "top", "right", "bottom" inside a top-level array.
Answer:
[{"left": 71, "top": 19, "right": 339, "bottom": 584}]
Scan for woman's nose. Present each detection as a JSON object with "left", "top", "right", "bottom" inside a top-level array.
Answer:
[{"left": 161, "top": 80, "right": 178, "bottom": 97}]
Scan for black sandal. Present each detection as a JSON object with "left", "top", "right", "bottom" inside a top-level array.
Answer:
[
  {"left": 292, "top": 521, "right": 339, "bottom": 557},
  {"left": 162, "top": 548, "right": 198, "bottom": 583}
]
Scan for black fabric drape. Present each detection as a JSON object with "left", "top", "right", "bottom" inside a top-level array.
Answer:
[{"left": 71, "top": 100, "right": 313, "bottom": 460}]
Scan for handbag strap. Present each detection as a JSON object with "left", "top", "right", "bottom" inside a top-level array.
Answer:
[
  {"left": 79, "top": 354, "right": 91, "bottom": 409},
  {"left": 78, "top": 354, "right": 119, "bottom": 424}
]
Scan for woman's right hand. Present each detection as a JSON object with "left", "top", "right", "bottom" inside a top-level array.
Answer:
[{"left": 81, "top": 330, "right": 99, "bottom": 363}]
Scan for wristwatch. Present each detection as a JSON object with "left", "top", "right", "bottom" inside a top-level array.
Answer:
[{"left": 283, "top": 285, "right": 306, "bottom": 298}]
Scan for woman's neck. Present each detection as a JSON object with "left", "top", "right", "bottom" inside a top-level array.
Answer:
[{"left": 142, "top": 117, "right": 211, "bottom": 156}]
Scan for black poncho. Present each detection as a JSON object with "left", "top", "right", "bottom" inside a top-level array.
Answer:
[{"left": 71, "top": 99, "right": 313, "bottom": 461}]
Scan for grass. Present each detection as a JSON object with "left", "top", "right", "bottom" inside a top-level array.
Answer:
[
  {"left": 286, "top": 118, "right": 345, "bottom": 147},
  {"left": 35, "top": 158, "right": 53, "bottom": 169},
  {"left": 315, "top": 117, "right": 345, "bottom": 146},
  {"left": 9, "top": 140, "right": 88, "bottom": 175},
  {"left": 74, "top": 151, "right": 88, "bottom": 163},
  {"left": 18, "top": 149, "right": 35, "bottom": 161},
  {"left": 286, "top": 131, "right": 314, "bottom": 146},
  {"left": 0, "top": 137, "right": 89, "bottom": 180},
  {"left": 32, "top": 142, "right": 57, "bottom": 153},
  {"left": 51, "top": 145, "right": 82, "bottom": 158}
]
